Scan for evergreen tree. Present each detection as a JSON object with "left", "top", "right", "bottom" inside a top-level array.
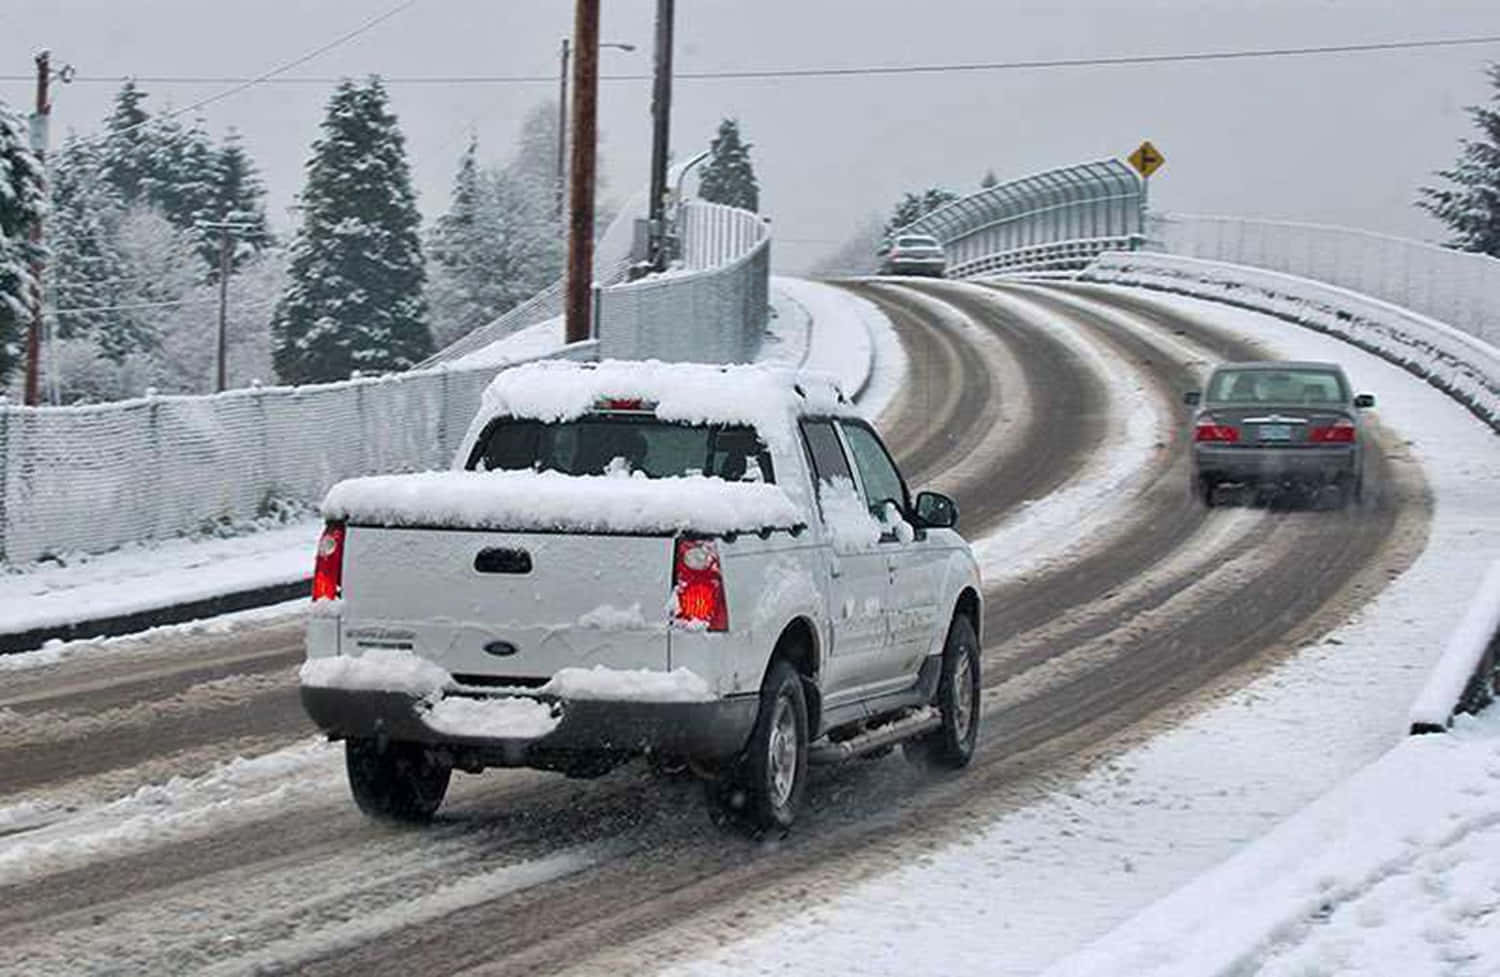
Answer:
[
  {"left": 46, "top": 137, "right": 139, "bottom": 355},
  {"left": 980, "top": 170, "right": 999, "bottom": 189},
  {"left": 884, "top": 188, "right": 961, "bottom": 236},
  {"left": 698, "top": 118, "right": 759, "bottom": 212},
  {"left": 273, "top": 77, "right": 431, "bottom": 384},
  {"left": 1418, "top": 63, "right": 1500, "bottom": 257},
  {"left": 427, "top": 136, "right": 564, "bottom": 348},
  {"left": 148, "top": 116, "right": 218, "bottom": 232},
  {"left": 99, "top": 80, "right": 155, "bottom": 206},
  {"left": 0, "top": 99, "right": 45, "bottom": 384},
  {"left": 211, "top": 128, "right": 271, "bottom": 258}
]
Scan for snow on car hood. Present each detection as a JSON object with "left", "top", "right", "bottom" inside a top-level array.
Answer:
[{"left": 321, "top": 468, "right": 804, "bottom": 536}]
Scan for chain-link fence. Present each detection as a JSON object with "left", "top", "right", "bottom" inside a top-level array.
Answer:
[
  {"left": 0, "top": 342, "right": 597, "bottom": 565},
  {"left": 1151, "top": 214, "right": 1500, "bottom": 348},
  {"left": 598, "top": 204, "right": 770, "bottom": 363},
  {"left": 898, "top": 158, "right": 1146, "bottom": 276}
]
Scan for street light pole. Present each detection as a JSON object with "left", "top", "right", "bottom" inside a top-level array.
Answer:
[
  {"left": 556, "top": 38, "right": 634, "bottom": 224},
  {"left": 555, "top": 37, "right": 568, "bottom": 220},
  {"left": 647, "top": 0, "right": 675, "bottom": 271}
]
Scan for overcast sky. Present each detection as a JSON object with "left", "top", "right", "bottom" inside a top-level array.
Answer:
[{"left": 2, "top": 0, "right": 1499, "bottom": 272}]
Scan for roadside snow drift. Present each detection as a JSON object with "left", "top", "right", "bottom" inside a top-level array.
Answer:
[{"left": 322, "top": 469, "right": 803, "bottom": 536}]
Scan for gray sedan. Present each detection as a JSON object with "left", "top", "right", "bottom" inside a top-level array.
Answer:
[{"left": 1185, "top": 361, "right": 1375, "bottom": 507}]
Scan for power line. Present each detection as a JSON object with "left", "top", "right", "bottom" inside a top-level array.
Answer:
[
  {"left": 48, "top": 295, "right": 278, "bottom": 316},
  {"left": 4, "top": 32, "right": 1498, "bottom": 88},
  {"left": 66, "top": 0, "right": 420, "bottom": 143}
]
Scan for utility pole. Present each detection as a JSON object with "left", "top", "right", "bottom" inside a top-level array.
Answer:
[
  {"left": 647, "top": 0, "right": 675, "bottom": 271},
  {"left": 196, "top": 220, "right": 254, "bottom": 392},
  {"left": 555, "top": 37, "right": 569, "bottom": 221},
  {"left": 23, "top": 51, "right": 52, "bottom": 407},
  {"left": 564, "top": 0, "right": 599, "bottom": 345}
]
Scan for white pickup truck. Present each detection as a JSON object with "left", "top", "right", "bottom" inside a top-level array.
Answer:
[{"left": 300, "top": 360, "right": 983, "bottom": 832}]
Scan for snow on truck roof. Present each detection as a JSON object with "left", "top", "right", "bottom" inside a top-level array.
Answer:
[{"left": 457, "top": 359, "right": 853, "bottom": 461}]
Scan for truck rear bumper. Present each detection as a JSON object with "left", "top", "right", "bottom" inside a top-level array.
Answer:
[{"left": 300, "top": 685, "right": 759, "bottom": 767}]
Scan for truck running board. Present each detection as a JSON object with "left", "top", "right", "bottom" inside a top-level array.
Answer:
[{"left": 808, "top": 707, "right": 941, "bottom": 765}]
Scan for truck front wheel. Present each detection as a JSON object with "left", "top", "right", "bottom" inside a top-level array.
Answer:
[
  {"left": 904, "top": 614, "right": 981, "bottom": 769},
  {"left": 345, "top": 737, "right": 451, "bottom": 823}
]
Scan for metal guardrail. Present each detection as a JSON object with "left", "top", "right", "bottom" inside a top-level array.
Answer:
[
  {"left": 896, "top": 158, "right": 1146, "bottom": 276},
  {"left": 1151, "top": 214, "right": 1500, "bottom": 348}
]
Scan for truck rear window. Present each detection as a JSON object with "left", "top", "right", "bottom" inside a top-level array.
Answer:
[{"left": 467, "top": 415, "right": 775, "bottom": 483}]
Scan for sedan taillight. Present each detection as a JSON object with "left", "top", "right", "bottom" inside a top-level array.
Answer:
[
  {"left": 1309, "top": 418, "right": 1357, "bottom": 443},
  {"left": 1194, "top": 418, "right": 1239, "bottom": 443}
]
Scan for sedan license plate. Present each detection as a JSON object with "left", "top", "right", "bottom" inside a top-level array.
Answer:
[{"left": 1259, "top": 424, "right": 1292, "bottom": 442}]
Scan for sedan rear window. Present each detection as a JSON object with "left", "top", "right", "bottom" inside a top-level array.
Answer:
[
  {"left": 1208, "top": 369, "right": 1348, "bottom": 405},
  {"left": 467, "top": 415, "right": 775, "bottom": 483}
]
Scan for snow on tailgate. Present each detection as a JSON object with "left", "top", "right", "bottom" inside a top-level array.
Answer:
[
  {"left": 457, "top": 359, "right": 852, "bottom": 458},
  {"left": 322, "top": 469, "right": 803, "bottom": 536}
]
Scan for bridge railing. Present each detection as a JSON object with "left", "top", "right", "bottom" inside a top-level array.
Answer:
[
  {"left": 1150, "top": 213, "right": 1500, "bottom": 347},
  {"left": 597, "top": 202, "right": 770, "bottom": 363},
  {"left": 896, "top": 158, "right": 1146, "bottom": 276}
]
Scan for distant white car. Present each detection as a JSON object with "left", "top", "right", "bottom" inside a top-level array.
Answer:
[
  {"left": 301, "top": 361, "right": 982, "bottom": 833},
  {"left": 879, "top": 233, "right": 947, "bottom": 277}
]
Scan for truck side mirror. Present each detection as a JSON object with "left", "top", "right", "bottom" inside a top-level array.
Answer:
[
  {"left": 1354, "top": 393, "right": 1375, "bottom": 409},
  {"left": 914, "top": 491, "right": 958, "bottom": 529},
  {"left": 1183, "top": 390, "right": 1201, "bottom": 406}
]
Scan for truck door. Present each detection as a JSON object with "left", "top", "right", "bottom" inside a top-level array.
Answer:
[{"left": 799, "top": 419, "right": 892, "bottom": 704}]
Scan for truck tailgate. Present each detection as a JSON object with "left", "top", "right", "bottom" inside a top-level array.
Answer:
[{"left": 340, "top": 527, "right": 673, "bottom": 680}]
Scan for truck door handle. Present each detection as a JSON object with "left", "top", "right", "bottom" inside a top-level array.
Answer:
[{"left": 474, "top": 547, "right": 533, "bottom": 574}]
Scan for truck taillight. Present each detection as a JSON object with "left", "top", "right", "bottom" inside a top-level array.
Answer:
[
  {"left": 673, "top": 538, "right": 727, "bottom": 631},
  {"left": 1194, "top": 417, "right": 1239, "bottom": 443},
  {"left": 1309, "top": 418, "right": 1357, "bottom": 443},
  {"left": 312, "top": 522, "right": 345, "bottom": 601}
]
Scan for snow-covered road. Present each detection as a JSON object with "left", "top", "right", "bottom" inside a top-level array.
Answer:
[{"left": 0, "top": 279, "right": 1481, "bottom": 977}]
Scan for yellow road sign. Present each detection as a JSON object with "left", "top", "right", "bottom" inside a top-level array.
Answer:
[{"left": 1128, "top": 141, "right": 1165, "bottom": 179}]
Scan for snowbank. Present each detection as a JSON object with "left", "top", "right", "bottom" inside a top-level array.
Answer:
[
  {"left": 1409, "top": 558, "right": 1500, "bottom": 731},
  {"left": 322, "top": 469, "right": 803, "bottom": 537},
  {"left": 1042, "top": 708, "right": 1500, "bottom": 977}
]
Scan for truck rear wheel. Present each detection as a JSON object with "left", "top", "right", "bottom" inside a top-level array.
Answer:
[
  {"left": 904, "top": 615, "right": 981, "bottom": 770},
  {"left": 345, "top": 737, "right": 451, "bottom": 823},
  {"left": 705, "top": 659, "right": 809, "bottom": 835}
]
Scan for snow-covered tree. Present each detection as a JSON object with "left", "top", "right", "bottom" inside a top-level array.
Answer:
[
  {"left": 154, "top": 249, "right": 285, "bottom": 393},
  {"left": 1418, "top": 63, "right": 1500, "bottom": 258},
  {"left": 273, "top": 77, "right": 431, "bottom": 384},
  {"left": 426, "top": 136, "right": 564, "bottom": 348},
  {"left": 699, "top": 119, "right": 759, "bottom": 212},
  {"left": 46, "top": 137, "right": 140, "bottom": 356},
  {"left": 980, "top": 170, "right": 1000, "bottom": 189},
  {"left": 0, "top": 98, "right": 45, "bottom": 385},
  {"left": 884, "top": 188, "right": 961, "bottom": 236},
  {"left": 209, "top": 128, "right": 271, "bottom": 265},
  {"left": 148, "top": 115, "right": 217, "bottom": 233},
  {"left": 810, "top": 212, "right": 885, "bottom": 278},
  {"left": 99, "top": 80, "right": 155, "bottom": 207}
]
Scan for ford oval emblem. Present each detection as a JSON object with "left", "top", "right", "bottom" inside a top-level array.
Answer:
[{"left": 483, "top": 640, "right": 519, "bottom": 658}]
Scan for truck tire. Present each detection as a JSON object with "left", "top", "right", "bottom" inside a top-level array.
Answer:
[
  {"left": 345, "top": 737, "right": 451, "bottom": 823},
  {"left": 706, "top": 659, "right": 809, "bottom": 834},
  {"left": 904, "top": 615, "right": 981, "bottom": 770}
]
